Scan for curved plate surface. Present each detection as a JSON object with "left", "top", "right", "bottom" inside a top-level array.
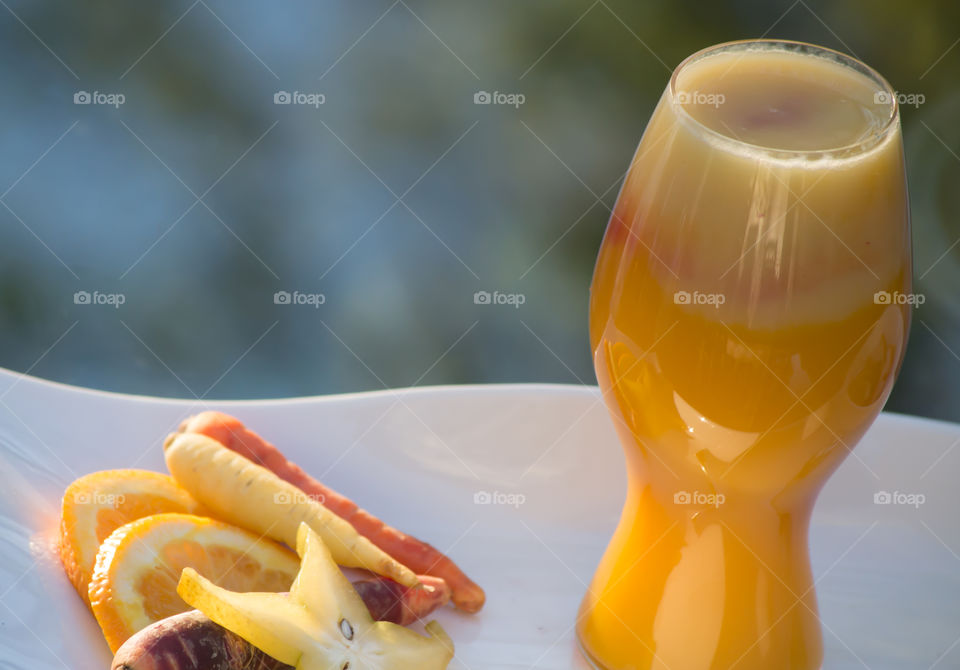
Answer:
[{"left": 0, "top": 368, "right": 957, "bottom": 669}]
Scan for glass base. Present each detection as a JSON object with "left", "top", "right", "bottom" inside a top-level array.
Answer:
[
  {"left": 575, "top": 631, "right": 605, "bottom": 670},
  {"left": 573, "top": 493, "right": 824, "bottom": 669},
  {"left": 576, "top": 629, "right": 822, "bottom": 670}
]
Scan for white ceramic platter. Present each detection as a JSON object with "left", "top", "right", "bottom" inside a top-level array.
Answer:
[{"left": 0, "top": 368, "right": 957, "bottom": 669}]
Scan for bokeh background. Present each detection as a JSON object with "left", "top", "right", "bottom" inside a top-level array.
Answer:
[{"left": 1, "top": 0, "right": 959, "bottom": 419}]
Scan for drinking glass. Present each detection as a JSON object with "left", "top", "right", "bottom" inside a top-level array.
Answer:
[{"left": 577, "top": 40, "right": 910, "bottom": 670}]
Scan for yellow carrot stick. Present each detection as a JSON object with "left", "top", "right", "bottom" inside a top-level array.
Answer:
[{"left": 163, "top": 432, "right": 418, "bottom": 587}]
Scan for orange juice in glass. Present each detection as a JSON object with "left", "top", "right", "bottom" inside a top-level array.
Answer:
[{"left": 577, "top": 40, "right": 910, "bottom": 670}]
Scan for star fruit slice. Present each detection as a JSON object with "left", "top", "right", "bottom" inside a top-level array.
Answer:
[{"left": 177, "top": 522, "right": 454, "bottom": 669}]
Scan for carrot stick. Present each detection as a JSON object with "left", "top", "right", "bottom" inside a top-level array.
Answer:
[
  {"left": 163, "top": 432, "right": 418, "bottom": 588},
  {"left": 178, "top": 411, "right": 486, "bottom": 613}
]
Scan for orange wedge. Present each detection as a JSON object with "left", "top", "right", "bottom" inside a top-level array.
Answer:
[
  {"left": 59, "top": 469, "right": 203, "bottom": 606},
  {"left": 88, "top": 513, "right": 300, "bottom": 653}
]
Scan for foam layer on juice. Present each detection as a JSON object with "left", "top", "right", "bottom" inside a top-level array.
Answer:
[{"left": 675, "top": 48, "right": 891, "bottom": 153}]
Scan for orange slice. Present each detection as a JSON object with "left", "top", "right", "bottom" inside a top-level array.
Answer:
[
  {"left": 88, "top": 512, "right": 300, "bottom": 653},
  {"left": 59, "top": 469, "right": 203, "bottom": 606}
]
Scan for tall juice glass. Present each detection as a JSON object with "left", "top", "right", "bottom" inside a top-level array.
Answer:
[{"left": 577, "top": 40, "right": 910, "bottom": 670}]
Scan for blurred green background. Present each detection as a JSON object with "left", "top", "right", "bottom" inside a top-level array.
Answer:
[{"left": 1, "top": 0, "right": 958, "bottom": 419}]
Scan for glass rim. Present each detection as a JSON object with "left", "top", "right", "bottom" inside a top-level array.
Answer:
[{"left": 667, "top": 39, "right": 900, "bottom": 162}]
